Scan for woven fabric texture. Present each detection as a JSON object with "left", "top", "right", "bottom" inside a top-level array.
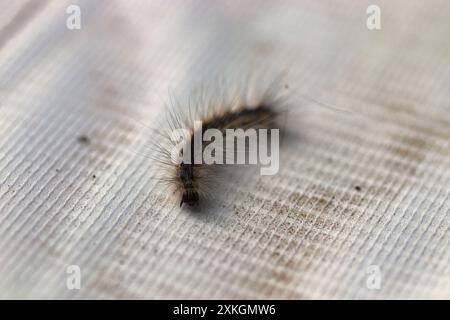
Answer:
[{"left": 0, "top": 0, "right": 449, "bottom": 299}]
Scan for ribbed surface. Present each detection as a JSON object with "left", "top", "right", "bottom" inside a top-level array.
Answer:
[{"left": 0, "top": 0, "right": 449, "bottom": 299}]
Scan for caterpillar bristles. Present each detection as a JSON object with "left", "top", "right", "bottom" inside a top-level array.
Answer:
[{"left": 146, "top": 74, "right": 289, "bottom": 210}]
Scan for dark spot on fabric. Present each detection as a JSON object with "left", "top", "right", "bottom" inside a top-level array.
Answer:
[{"left": 77, "top": 135, "right": 90, "bottom": 144}]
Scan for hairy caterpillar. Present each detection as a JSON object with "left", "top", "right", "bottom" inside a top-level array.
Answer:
[{"left": 146, "top": 75, "right": 289, "bottom": 209}]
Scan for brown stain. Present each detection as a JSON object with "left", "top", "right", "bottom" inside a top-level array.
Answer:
[
  {"left": 383, "top": 133, "right": 430, "bottom": 176},
  {"left": 230, "top": 185, "right": 361, "bottom": 298},
  {"left": 252, "top": 41, "right": 275, "bottom": 56},
  {"left": 33, "top": 236, "right": 63, "bottom": 260},
  {"left": 93, "top": 83, "right": 119, "bottom": 109},
  {"left": 275, "top": 191, "right": 353, "bottom": 274},
  {"left": 342, "top": 93, "right": 445, "bottom": 196},
  {"left": 230, "top": 89, "right": 447, "bottom": 297},
  {"left": 91, "top": 76, "right": 123, "bottom": 114},
  {"left": 390, "top": 136, "right": 427, "bottom": 164}
]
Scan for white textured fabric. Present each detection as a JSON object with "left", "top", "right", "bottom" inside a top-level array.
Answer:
[{"left": 0, "top": 0, "right": 449, "bottom": 299}]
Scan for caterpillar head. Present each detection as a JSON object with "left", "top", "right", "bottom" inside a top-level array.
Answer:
[
  {"left": 179, "top": 162, "right": 200, "bottom": 207},
  {"left": 180, "top": 188, "right": 199, "bottom": 207}
]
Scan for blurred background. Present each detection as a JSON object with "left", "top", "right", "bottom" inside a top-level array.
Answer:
[{"left": 0, "top": 0, "right": 449, "bottom": 299}]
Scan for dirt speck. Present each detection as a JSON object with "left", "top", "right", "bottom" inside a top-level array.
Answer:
[
  {"left": 253, "top": 41, "right": 275, "bottom": 55},
  {"left": 77, "top": 135, "right": 90, "bottom": 144}
]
